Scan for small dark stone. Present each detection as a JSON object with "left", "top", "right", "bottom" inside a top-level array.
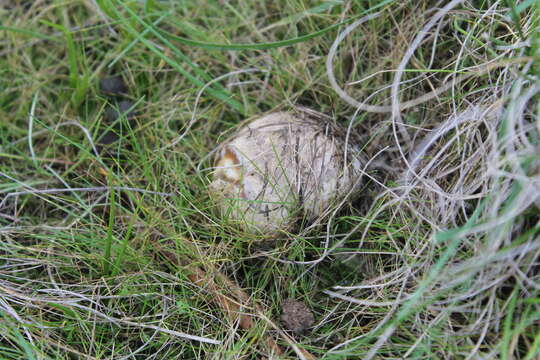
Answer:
[
  {"left": 100, "top": 76, "right": 128, "bottom": 96},
  {"left": 117, "top": 100, "right": 136, "bottom": 115},
  {"left": 280, "top": 298, "right": 315, "bottom": 334},
  {"left": 99, "top": 100, "right": 137, "bottom": 151},
  {"left": 96, "top": 130, "right": 121, "bottom": 156},
  {"left": 97, "top": 130, "right": 119, "bottom": 146},
  {"left": 104, "top": 100, "right": 136, "bottom": 124}
]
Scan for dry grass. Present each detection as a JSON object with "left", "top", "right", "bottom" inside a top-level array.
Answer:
[{"left": 1, "top": 0, "right": 539, "bottom": 359}]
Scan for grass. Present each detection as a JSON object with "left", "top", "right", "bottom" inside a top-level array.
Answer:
[{"left": 1, "top": 0, "right": 539, "bottom": 359}]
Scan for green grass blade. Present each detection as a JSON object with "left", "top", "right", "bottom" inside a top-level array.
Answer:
[
  {"left": 108, "top": 12, "right": 169, "bottom": 68},
  {"left": 111, "top": 202, "right": 141, "bottom": 276},
  {"left": 0, "top": 311, "right": 38, "bottom": 360},
  {"left": 505, "top": 0, "right": 526, "bottom": 40},
  {"left": 259, "top": 0, "right": 344, "bottom": 32},
  {"left": 104, "top": 177, "right": 116, "bottom": 274},
  {"left": 159, "top": 0, "right": 394, "bottom": 51},
  {"left": 523, "top": 324, "right": 540, "bottom": 360},
  {"left": 39, "top": 20, "right": 88, "bottom": 106},
  {"left": 515, "top": 0, "right": 538, "bottom": 13},
  {"left": 103, "top": 0, "right": 245, "bottom": 113},
  {"left": 0, "top": 26, "right": 54, "bottom": 40},
  {"left": 501, "top": 289, "right": 519, "bottom": 360}
]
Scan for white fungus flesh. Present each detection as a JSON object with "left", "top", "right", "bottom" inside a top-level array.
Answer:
[{"left": 209, "top": 109, "right": 363, "bottom": 234}]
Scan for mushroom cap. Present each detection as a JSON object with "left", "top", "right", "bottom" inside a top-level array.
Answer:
[{"left": 210, "top": 110, "right": 363, "bottom": 234}]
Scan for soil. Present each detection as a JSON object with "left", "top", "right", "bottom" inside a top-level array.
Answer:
[{"left": 280, "top": 298, "right": 314, "bottom": 334}]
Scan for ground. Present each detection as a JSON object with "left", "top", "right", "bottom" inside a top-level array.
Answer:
[
  {"left": 280, "top": 298, "right": 315, "bottom": 334},
  {"left": 0, "top": 1, "right": 539, "bottom": 359}
]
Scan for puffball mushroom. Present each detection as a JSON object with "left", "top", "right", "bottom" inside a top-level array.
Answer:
[{"left": 209, "top": 109, "right": 363, "bottom": 234}]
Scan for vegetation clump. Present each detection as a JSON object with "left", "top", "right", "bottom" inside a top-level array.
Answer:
[{"left": 0, "top": 0, "right": 538, "bottom": 359}]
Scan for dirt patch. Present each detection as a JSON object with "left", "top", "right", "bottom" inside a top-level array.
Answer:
[{"left": 280, "top": 298, "right": 315, "bottom": 334}]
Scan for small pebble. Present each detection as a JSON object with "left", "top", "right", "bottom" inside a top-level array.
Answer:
[
  {"left": 104, "top": 100, "right": 136, "bottom": 123},
  {"left": 100, "top": 76, "right": 128, "bottom": 96},
  {"left": 99, "top": 100, "right": 136, "bottom": 149},
  {"left": 97, "top": 131, "right": 119, "bottom": 146}
]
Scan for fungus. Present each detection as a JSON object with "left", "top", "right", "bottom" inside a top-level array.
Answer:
[{"left": 209, "top": 109, "right": 363, "bottom": 234}]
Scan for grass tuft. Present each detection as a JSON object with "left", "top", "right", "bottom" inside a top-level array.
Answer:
[{"left": 1, "top": 0, "right": 539, "bottom": 359}]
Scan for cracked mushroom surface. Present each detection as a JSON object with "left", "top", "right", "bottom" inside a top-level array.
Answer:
[{"left": 210, "top": 109, "right": 363, "bottom": 234}]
